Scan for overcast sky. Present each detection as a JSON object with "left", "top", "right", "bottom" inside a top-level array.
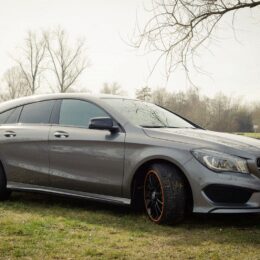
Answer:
[{"left": 0, "top": 0, "right": 259, "bottom": 102}]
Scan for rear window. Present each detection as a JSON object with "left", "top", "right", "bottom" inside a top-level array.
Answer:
[{"left": 19, "top": 100, "right": 55, "bottom": 124}]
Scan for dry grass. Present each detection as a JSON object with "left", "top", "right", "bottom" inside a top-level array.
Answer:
[
  {"left": 236, "top": 133, "right": 260, "bottom": 139},
  {"left": 0, "top": 192, "right": 260, "bottom": 259}
]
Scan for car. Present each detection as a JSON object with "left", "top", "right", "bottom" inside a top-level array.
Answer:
[{"left": 0, "top": 93, "right": 259, "bottom": 224}]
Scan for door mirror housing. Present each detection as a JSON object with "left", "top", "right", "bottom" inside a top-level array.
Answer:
[{"left": 89, "top": 117, "right": 119, "bottom": 133}]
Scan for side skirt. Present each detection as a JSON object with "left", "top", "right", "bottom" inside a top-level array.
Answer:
[{"left": 7, "top": 182, "right": 131, "bottom": 206}]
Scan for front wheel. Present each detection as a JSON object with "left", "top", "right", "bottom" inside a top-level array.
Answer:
[{"left": 144, "top": 163, "right": 187, "bottom": 225}]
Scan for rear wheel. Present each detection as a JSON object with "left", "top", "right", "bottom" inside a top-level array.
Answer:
[
  {"left": 0, "top": 165, "right": 11, "bottom": 201},
  {"left": 144, "top": 163, "right": 186, "bottom": 224}
]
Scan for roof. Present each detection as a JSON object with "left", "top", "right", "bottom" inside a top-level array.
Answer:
[{"left": 0, "top": 93, "right": 134, "bottom": 112}]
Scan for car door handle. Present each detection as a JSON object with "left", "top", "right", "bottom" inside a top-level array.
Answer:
[
  {"left": 54, "top": 131, "right": 69, "bottom": 138},
  {"left": 4, "top": 131, "right": 16, "bottom": 138}
]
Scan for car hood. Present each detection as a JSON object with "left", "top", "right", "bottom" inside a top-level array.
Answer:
[{"left": 143, "top": 128, "right": 260, "bottom": 158}]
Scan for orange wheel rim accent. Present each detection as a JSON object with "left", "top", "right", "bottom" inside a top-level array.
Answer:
[{"left": 144, "top": 170, "right": 164, "bottom": 223}]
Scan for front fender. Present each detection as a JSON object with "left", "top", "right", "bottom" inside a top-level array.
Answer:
[{"left": 122, "top": 141, "right": 193, "bottom": 198}]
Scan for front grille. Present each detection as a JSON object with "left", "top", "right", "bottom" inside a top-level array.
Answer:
[{"left": 203, "top": 184, "right": 254, "bottom": 204}]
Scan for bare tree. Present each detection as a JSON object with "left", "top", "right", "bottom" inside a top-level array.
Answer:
[
  {"left": 1, "top": 66, "right": 29, "bottom": 101},
  {"left": 252, "top": 103, "right": 260, "bottom": 132},
  {"left": 134, "top": 0, "right": 260, "bottom": 78},
  {"left": 136, "top": 86, "right": 152, "bottom": 101},
  {"left": 44, "top": 28, "right": 89, "bottom": 93},
  {"left": 100, "top": 82, "right": 125, "bottom": 95},
  {"left": 149, "top": 87, "right": 254, "bottom": 132},
  {"left": 14, "top": 31, "right": 46, "bottom": 94},
  {"left": 152, "top": 88, "right": 169, "bottom": 106}
]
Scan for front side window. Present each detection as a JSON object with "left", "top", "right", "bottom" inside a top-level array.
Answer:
[
  {"left": 59, "top": 99, "right": 109, "bottom": 128},
  {"left": 19, "top": 100, "right": 55, "bottom": 124}
]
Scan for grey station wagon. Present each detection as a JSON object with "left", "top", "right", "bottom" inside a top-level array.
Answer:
[{"left": 0, "top": 93, "right": 259, "bottom": 224}]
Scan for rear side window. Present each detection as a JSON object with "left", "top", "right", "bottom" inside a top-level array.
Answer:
[
  {"left": 0, "top": 107, "right": 22, "bottom": 124},
  {"left": 59, "top": 99, "right": 108, "bottom": 128},
  {"left": 6, "top": 107, "right": 22, "bottom": 124},
  {"left": 0, "top": 109, "right": 13, "bottom": 124},
  {"left": 19, "top": 100, "right": 55, "bottom": 124}
]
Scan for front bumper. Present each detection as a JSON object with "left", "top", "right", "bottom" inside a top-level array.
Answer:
[{"left": 183, "top": 157, "right": 260, "bottom": 213}]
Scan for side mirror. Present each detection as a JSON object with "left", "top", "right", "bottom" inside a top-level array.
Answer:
[{"left": 89, "top": 117, "right": 119, "bottom": 133}]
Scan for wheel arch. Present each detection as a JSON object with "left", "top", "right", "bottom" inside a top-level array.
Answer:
[
  {"left": 130, "top": 157, "right": 194, "bottom": 211},
  {"left": 0, "top": 159, "right": 7, "bottom": 184}
]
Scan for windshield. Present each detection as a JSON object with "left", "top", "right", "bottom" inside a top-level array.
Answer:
[{"left": 103, "top": 98, "right": 195, "bottom": 128}]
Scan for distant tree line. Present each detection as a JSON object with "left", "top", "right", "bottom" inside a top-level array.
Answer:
[
  {"left": 100, "top": 82, "right": 126, "bottom": 96},
  {"left": 136, "top": 87, "right": 259, "bottom": 133}
]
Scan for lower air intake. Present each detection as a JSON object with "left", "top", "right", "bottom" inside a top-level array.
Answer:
[{"left": 204, "top": 184, "right": 254, "bottom": 204}]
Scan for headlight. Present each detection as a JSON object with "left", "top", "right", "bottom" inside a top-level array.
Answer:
[{"left": 191, "top": 149, "right": 249, "bottom": 174}]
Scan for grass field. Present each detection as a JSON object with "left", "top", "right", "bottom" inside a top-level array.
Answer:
[
  {"left": 0, "top": 192, "right": 260, "bottom": 259},
  {"left": 236, "top": 133, "right": 260, "bottom": 139}
]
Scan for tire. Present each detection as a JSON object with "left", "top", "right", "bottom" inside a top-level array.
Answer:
[
  {"left": 0, "top": 165, "right": 11, "bottom": 201},
  {"left": 143, "top": 163, "right": 186, "bottom": 225}
]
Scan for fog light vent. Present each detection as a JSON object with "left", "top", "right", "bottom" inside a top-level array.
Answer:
[{"left": 203, "top": 184, "right": 254, "bottom": 204}]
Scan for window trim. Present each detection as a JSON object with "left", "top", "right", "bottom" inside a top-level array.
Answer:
[
  {"left": 50, "top": 99, "right": 62, "bottom": 124},
  {"left": 0, "top": 98, "right": 125, "bottom": 132},
  {"left": 53, "top": 98, "right": 124, "bottom": 132}
]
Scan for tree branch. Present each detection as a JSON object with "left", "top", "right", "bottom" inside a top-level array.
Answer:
[{"left": 133, "top": 0, "right": 260, "bottom": 82}]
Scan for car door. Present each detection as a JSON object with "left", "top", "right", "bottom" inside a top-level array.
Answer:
[
  {"left": 48, "top": 99, "right": 125, "bottom": 197},
  {"left": 0, "top": 100, "right": 55, "bottom": 187}
]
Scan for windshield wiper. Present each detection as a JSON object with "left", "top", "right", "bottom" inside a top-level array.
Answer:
[
  {"left": 141, "top": 125, "right": 196, "bottom": 129},
  {"left": 141, "top": 125, "right": 167, "bottom": 128}
]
